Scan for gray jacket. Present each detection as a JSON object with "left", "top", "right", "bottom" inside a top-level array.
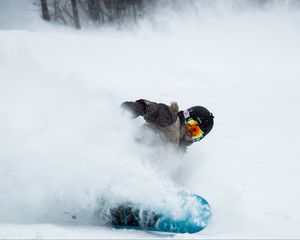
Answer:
[{"left": 121, "top": 99, "right": 192, "bottom": 150}]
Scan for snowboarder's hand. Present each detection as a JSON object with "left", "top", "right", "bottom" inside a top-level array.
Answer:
[{"left": 121, "top": 101, "right": 145, "bottom": 118}]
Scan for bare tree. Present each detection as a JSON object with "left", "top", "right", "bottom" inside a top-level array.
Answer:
[
  {"left": 87, "top": 0, "right": 100, "bottom": 22},
  {"left": 40, "top": 0, "right": 50, "bottom": 21},
  {"left": 53, "top": 0, "right": 67, "bottom": 24},
  {"left": 71, "top": 0, "right": 81, "bottom": 29},
  {"left": 36, "top": 0, "right": 149, "bottom": 28}
]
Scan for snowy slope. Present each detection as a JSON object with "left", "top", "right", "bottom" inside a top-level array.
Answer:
[{"left": 1, "top": 0, "right": 300, "bottom": 239}]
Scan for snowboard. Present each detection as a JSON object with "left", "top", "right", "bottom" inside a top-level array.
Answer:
[{"left": 109, "top": 192, "right": 211, "bottom": 234}]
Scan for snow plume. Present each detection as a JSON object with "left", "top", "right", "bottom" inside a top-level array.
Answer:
[
  {"left": 0, "top": 53, "right": 189, "bottom": 224},
  {"left": 1, "top": 0, "right": 300, "bottom": 237}
]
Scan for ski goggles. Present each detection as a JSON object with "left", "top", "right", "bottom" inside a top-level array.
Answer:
[{"left": 185, "top": 118, "right": 204, "bottom": 142}]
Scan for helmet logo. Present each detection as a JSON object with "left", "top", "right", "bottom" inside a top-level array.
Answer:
[{"left": 183, "top": 109, "right": 190, "bottom": 119}]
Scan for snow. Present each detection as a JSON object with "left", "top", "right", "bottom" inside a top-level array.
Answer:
[{"left": 1, "top": 0, "right": 300, "bottom": 238}]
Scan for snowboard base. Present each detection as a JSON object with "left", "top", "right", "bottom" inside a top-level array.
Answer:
[{"left": 109, "top": 192, "right": 211, "bottom": 234}]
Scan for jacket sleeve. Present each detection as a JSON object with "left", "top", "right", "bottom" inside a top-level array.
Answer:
[{"left": 121, "top": 99, "right": 178, "bottom": 127}]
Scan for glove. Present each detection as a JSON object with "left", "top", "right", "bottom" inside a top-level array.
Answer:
[{"left": 121, "top": 101, "right": 146, "bottom": 118}]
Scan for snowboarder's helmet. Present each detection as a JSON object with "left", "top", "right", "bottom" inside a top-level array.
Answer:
[{"left": 184, "top": 106, "right": 214, "bottom": 137}]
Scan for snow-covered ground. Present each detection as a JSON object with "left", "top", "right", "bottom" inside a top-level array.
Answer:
[{"left": 1, "top": 0, "right": 300, "bottom": 239}]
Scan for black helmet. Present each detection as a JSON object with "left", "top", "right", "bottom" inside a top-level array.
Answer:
[{"left": 184, "top": 106, "right": 214, "bottom": 136}]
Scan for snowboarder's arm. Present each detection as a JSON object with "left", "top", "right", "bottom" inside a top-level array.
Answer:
[{"left": 121, "top": 99, "right": 178, "bottom": 127}]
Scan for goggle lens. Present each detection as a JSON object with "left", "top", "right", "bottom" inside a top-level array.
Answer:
[{"left": 186, "top": 118, "right": 204, "bottom": 142}]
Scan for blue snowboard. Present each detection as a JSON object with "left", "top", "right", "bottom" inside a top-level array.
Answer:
[{"left": 109, "top": 192, "right": 211, "bottom": 234}]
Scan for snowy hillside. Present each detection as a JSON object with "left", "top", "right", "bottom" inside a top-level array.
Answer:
[{"left": 1, "top": 0, "right": 300, "bottom": 238}]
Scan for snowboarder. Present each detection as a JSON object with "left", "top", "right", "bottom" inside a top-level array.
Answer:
[{"left": 121, "top": 99, "right": 214, "bottom": 151}]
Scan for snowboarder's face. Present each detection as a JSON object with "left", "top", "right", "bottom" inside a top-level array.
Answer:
[{"left": 184, "top": 130, "right": 193, "bottom": 142}]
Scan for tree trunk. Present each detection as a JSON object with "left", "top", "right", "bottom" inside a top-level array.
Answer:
[
  {"left": 71, "top": 0, "right": 81, "bottom": 29},
  {"left": 41, "top": 0, "right": 50, "bottom": 21},
  {"left": 53, "top": 0, "right": 58, "bottom": 21}
]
